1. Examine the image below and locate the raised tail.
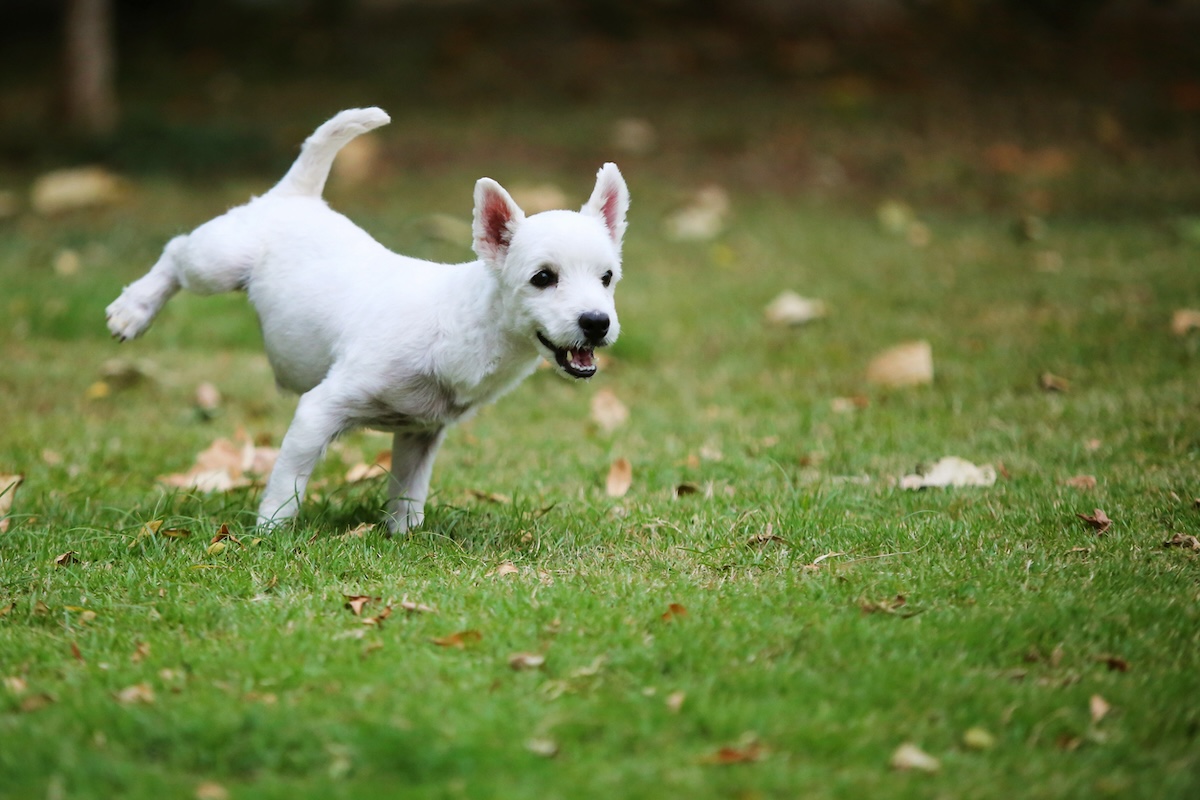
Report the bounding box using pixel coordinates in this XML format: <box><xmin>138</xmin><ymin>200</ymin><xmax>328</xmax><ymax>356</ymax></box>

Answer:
<box><xmin>269</xmin><ymin>107</ymin><xmax>391</xmax><ymax>198</ymax></box>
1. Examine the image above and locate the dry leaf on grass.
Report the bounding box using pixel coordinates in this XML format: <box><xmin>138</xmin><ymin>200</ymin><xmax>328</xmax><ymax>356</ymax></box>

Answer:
<box><xmin>590</xmin><ymin>388</ymin><xmax>629</xmax><ymax>433</ymax></box>
<box><xmin>159</xmin><ymin>432</ymin><xmax>278</xmax><ymax>493</ymax></box>
<box><xmin>700</xmin><ymin>737</ymin><xmax>766</xmax><ymax>765</ymax></box>
<box><xmin>1165</xmin><ymin>533</ymin><xmax>1200</xmax><ymax>551</ymax></box>
<box><xmin>1063</xmin><ymin>475</ymin><xmax>1097</xmax><ymax>490</ymax></box>
<box><xmin>763</xmin><ymin>291</ymin><xmax>827</xmax><ymax>327</ymax></box>
<box><xmin>399</xmin><ymin>597</ymin><xmax>437</xmax><ymax>615</ymax></box>
<box><xmin>890</xmin><ymin>742</ymin><xmax>940</xmax><ymax>773</ymax></box>
<box><xmin>661</xmin><ymin>603</ymin><xmax>688</xmax><ymax>622</ymax></box>
<box><xmin>343</xmin><ymin>595</ymin><xmax>378</xmax><ymax>616</ymax></box>
<box><xmin>508</xmin><ymin>652</ymin><xmax>546</xmax><ymax>671</ymax></box>
<box><xmin>345</xmin><ymin>450</ymin><xmax>392</xmax><ymax>483</ymax></box>
<box><xmin>606</xmin><ymin>458</ymin><xmax>633</xmax><ymax>498</ymax></box>
<box><xmin>194</xmin><ymin>781</ymin><xmax>230</xmax><ymax>800</ymax></box>
<box><xmin>1095</xmin><ymin>654</ymin><xmax>1130</xmax><ymax>672</ymax></box>
<box><xmin>114</xmin><ymin>682</ymin><xmax>156</xmax><ymax>705</ymax></box>
<box><xmin>1171</xmin><ymin>308</ymin><xmax>1200</xmax><ymax>336</ymax></box>
<box><xmin>900</xmin><ymin>456</ymin><xmax>996</xmax><ymax>490</ymax></box>
<box><xmin>430</xmin><ymin>630</ymin><xmax>483</xmax><ymax>649</ymax></box>
<box><xmin>19</xmin><ymin>693</ymin><xmax>55</xmax><ymax>713</ymax></box>
<box><xmin>1077</xmin><ymin>508</ymin><xmax>1113</xmax><ymax>535</ymax></box>
<box><xmin>54</xmin><ymin>551</ymin><xmax>79</xmax><ymax>567</ymax></box>
<box><xmin>486</xmin><ymin>561</ymin><xmax>520</xmax><ymax>579</ymax></box>
<box><xmin>0</xmin><ymin>473</ymin><xmax>23</xmax><ymax>533</ymax></box>
<box><xmin>1090</xmin><ymin>694</ymin><xmax>1112</xmax><ymax>724</ymax></box>
<box><xmin>664</xmin><ymin>186</ymin><xmax>730</xmax><ymax>241</ymax></box>
<box><xmin>1039</xmin><ymin>372</ymin><xmax>1071</xmax><ymax>392</ymax></box>
<box><xmin>31</xmin><ymin>166</ymin><xmax>127</xmax><ymax>215</ymax></box>
<box><xmin>861</xmin><ymin>595</ymin><xmax>907</xmax><ymax>615</ymax></box>
<box><xmin>866</xmin><ymin>340</ymin><xmax>933</xmax><ymax>387</ymax></box>
<box><xmin>525</xmin><ymin>737</ymin><xmax>560</xmax><ymax>758</ymax></box>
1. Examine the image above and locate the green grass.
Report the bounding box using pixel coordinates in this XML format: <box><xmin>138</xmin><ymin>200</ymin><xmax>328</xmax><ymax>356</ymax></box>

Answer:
<box><xmin>2</xmin><ymin>84</ymin><xmax>1200</xmax><ymax>799</ymax></box>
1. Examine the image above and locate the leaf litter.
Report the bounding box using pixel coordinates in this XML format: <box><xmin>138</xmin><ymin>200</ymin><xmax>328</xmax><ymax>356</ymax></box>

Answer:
<box><xmin>1077</xmin><ymin>509</ymin><xmax>1113</xmax><ymax>535</ymax></box>
<box><xmin>899</xmin><ymin>456</ymin><xmax>996</xmax><ymax>490</ymax></box>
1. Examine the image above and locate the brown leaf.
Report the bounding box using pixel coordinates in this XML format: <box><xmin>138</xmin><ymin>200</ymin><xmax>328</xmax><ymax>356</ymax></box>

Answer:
<box><xmin>0</xmin><ymin>602</ymin><xmax>13</xmax><ymax>618</ymax></box>
<box><xmin>866</xmin><ymin>340</ymin><xmax>933</xmax><ymax>387</ymax></box>
<box><xmin>861</xmin><ymin>595</ymin><xmax>907</xmax><ymax>614</ymax></box>
<box><xmin>194</xmin><ymin>781</ymin><xmax>230</xmax><ymax>800</ymax></box>
<box><xmin>1063</xmin><ymin>475</ymin><xmax>1097</xmax><ymax>490</ymax></box>
<box><xmin>605</xmin><ymin>458</ymin><xmax>633</xmax><ymax>498</ymax></box>
<box><xmin>431</xmin><ymin>629</ymin><xmax>483</xmax><ymax>649</ymax></box>
<box><xmin>0</xmin><ymin>473</ymin><xmax>23</xmax><ymax>533</ymax></box>
<box><xmin>337</xmin><ymin>523</ymin><xmax>375</xmax><ymax>539</ymax></box>
<box><xmin>665</xmin><ymin>690</ymin><xmax>687</xmax><ymax>713</ymax></box>
<box><xmin>70</xmin><ymin>641</ymin><xmax>85</xmax><ymax>663</ymax></box>
<box><xmin>700</xmin><ymin>739</ymin><xmax>766</xmax><ymax>765</ymax></box>
<box><xmin>114</xmin><ymin>682</ymin><xmax>156</xmax><ymax>705</ymax></box>
<box><xmin>674</xmin><ymin>482</ymin><xmax>700</xmax><ymax>497</ymax></box>
<box><xmin>54</xmin><ymin>551</ymin><xmax>79</xmax><ymax>567</ymax></box>
<box><xmin>466</xmin><ymin>488</ymin><xmax>512</xmax><ymax>504</ymax></box>
<box><xmin>661</xmin><ymin>603</ymin><xmax>688</xmax><ymax>622</ymax></box>
<box><xmin>486</xmin><ymin>561</ymin><xmax>520</xmax><ymax>579</ymax></box>
<box><xmin>345</xmin><ymin>450</ymin><xmax>392</xmax><ymax>483</ymax></box>
<box><xmin>158</xmin><ymin>432</ymin><xmax>277</xmax><ymax>493</ymax></box>
<box><xmin>1090</xmin><ymin>694</ymin><xmax>1111</xmax><ymax>724</ymax></box>
<box><xmin>889</xmin><ymin>742</ymin><xmax>941</xmax><ymax>773</ymax></box>
<box><xmin>210</xmin><ymin>524</ymin><xmax>239</xmax><ymax>545</ymax></box>
<box><xmin>131</xmin><ymin>641</ymin><xmax>151</xmax><ymax>663</ymax></box>
<box><xmin>399</xmin><ymin>597</ymin><xmax>437</xmax><ymax>615</ymax></box>
<box><xmin>1039</xmin><ymin>372</ymin><xmax>1070</xmax><ymax>392</ymax></box>
<box><xmin>1095</xmin><ymin>654</ymin><xmax>1130</xmax><ymax>672</ymax></box>
<box><xmin>1171</xmin><ymin>308</ymin><xmax>1200</xmax><ymax>336</ymax></box>
<box><xmin>1077</xmin><ymin>508</ymin><xmax>1113</xmax><ymax>535</ymax></box>
<box><xmin>19</xmin><ymin>692</ymin><xmax>55</xmax><ymax>713</ymax></box>
<box><xmin>1164</xmin><ymin>533</ymin><xmax>1200</xmax><ymax>551</ymax></box>
<box><xmin>590</xmin><ymin>388</ymin><xmax>629</xmax><ymax>433</ymax></box>
<box><xmin>343</xmin><ymin>595</ymin><xmax>376</xmax><ymax>616</ymax></box>
<box><xmin>746</xmin><ymin>521</ymin><xmax>786</xmax><ymax>547</ymax></box>
<box><xmin>362</xmin><ymin>605</ymin><xmax>392</xmax><ymax>626</ymax></box>
<box><xmin>508</xmin><ymin>652</ymin><xmax>546</xmax><ymax>671</ymax></box>
<box><xmin>763</xmin><ymin>291</ymin><xmax>827</xmax><ymax>327</ymax></box>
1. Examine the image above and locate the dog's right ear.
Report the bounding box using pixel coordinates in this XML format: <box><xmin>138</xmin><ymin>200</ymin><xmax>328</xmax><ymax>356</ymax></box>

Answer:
<box><xmin>472</xmin><ymin>179</ymin><xmax>526</xmax><ymax>266</ymax></box>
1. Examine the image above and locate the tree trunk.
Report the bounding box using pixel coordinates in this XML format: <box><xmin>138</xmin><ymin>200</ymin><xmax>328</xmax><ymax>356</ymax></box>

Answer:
<box><xmin>63</xmin><ymin>0</ymin><xmax>117</xmax><ymax>137</ymax></box>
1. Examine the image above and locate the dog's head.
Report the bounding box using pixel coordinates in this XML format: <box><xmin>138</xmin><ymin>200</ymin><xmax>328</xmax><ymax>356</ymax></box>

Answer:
<box><xmin>472</xmin><ymin>163</ymin><xmax>628</xmax><ymax>380</ymax></box>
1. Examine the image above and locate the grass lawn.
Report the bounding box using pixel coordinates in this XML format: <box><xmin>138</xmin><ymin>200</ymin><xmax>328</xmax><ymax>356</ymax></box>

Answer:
<box><xmin>2</xmin><ymin>75</ymin><xmax>1199</xmax><ymax>798</ymax></box>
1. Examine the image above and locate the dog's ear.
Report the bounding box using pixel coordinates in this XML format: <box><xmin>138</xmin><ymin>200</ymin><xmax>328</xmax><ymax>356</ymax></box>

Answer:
<box><xmin>473</xmin><ymin>178</ymin><xmax>525</xmax><ymax>266</ymax></box>
<box><xmin>582</xmin><ymin>163</ymin><xmax>629</xmax><ymax>249</ymax></box>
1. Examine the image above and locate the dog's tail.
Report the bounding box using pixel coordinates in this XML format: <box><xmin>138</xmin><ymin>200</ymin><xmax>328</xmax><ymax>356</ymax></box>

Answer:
<box><xmin>268</xmin><ymin>107</ymin><xmax>391</xmax><ymax>198</ymax></box>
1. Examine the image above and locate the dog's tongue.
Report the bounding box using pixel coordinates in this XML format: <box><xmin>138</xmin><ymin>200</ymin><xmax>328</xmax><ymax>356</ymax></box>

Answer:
<box><xmin>568</xmin><ymin>347</ymin><xmax>595</xmax><ymax>369</ymax></box>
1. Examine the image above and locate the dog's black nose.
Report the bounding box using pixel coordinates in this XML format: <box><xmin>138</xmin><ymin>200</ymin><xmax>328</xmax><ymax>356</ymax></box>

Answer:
<box><xmin>578</xmin><ymin>311</ymin><xmax>610</xmax><ymax>342</ymax></box>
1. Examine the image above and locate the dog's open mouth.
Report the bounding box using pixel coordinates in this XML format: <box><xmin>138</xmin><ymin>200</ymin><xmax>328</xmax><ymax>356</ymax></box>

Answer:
<box><xmin>537</xmin><ymin>332</ymin><xmax>598</xmax><ymax>379</ymax></box>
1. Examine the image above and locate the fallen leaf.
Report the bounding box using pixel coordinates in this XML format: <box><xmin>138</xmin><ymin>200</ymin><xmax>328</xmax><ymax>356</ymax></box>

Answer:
<box><xmin>700</xmin><ymin>738</ymin><xmax>766</xmax><ymax>765</ymax></box>
<box><xmin>605</xmin><ymin>458</ymin><xmax>633</xmax><ymax>498</ymax></box>
<box><xmin>19</xmin><ymin>693</ymin><xmax>55</xmax><ymax>713</ymax></box>
<box><xmin>131</xmin><ymin>641</ymin><xmax>150</xmax><ymax>664</ymax></box>
<box><xmin>962</xmin><ymin>727</ymin><xmax>996</xmax><ymax>751</ymax></box>
<box><xmin>343</xmin><ymin>595</ymin><xmax>376</xmax><ymax>616</ymax></box>
<box><xmin>899</xmin><ymin>456</ymin><xmax>996</xmax><ymax>490</ymax></box>
<box><xmin>487</xmin><ymin>561</ymin><xmax>519</xmax><ymax>579</ymax></box>
<box><xmin>611</xmin><ymin>117</ymin><xmax>657</xmax><ymax>155</ymax></box>
<box><xmin>467</xmin><ymin>488</ymin><xmax>512</xmax><ymax>504</ymax></box>
<box><xmin>1039</xmin><ymin>372</ymin><xmax>1070</xmax><ymax>392</ymax></box>
<box><xmin>665</xmin><ymin>690</ymin><xmax>687</xmax><ymax>713</ymax></box>
<box><xmin>114</xmin><ymin>682</ymin><xmax>156</xmax><ymax>705</ymax></box>
<box><xmin>861</xmin><ymin>595</ymin><xmax>907</xmax><ymax>614</ymax></box>
<box><xmin>866</xmin><ymin>340</ymin><xmax>933</xmax><ymax>387</ymax></box>
<box><xmin>344</xmin><ymin>450</ymin><xmax>392</xmax><ymax>483</ymax></box>
<box><xmin>54</xmin><ymin>551</ymin><xmax>79</xmax><ymax>567</ymax></box>
<box><xmin>664</xmin><ymin>185</ymin><xmax>730</xmax><ymax>241</ymax></box>
<box><xmin>1090</xmin><ymin>694</ymin><xmax>1111</xmax><ymax>724</ymax></box>
<box><xmin>525</xmin><ymin>737</ymin><xmax>560</xmax><ymax>758</ymax></box>
<box><xmin>0</xmin><ymin>602</ymin><xmax>13</xmax><ymax>617</ymax></box>
<box><xmin>159</xmin><ymin>432</ymin><xmax>277</xmax><ymax>493</ymax></box>
<box><xmin>1063</xmin><ymin>475</ymin><xmax>1097</xmax><ymax>490</ymax></box>
<box><xmin>830</xmin><ymin>395</ymin><xmax>869</xmax><ymax>413</ymax></box>
<box><xmin>399</xmin><ymin>597</ymin><xmax>437</xmax><ymax>614</ymax></box>
<box><xmin>590</xmin><ymin>388</ymin><xmax>629</xmax><ymax>433</ymax></box>
<box><xmin>763</xmin><ymin>291</ymin><xmax>827</xmax><ymax>327</ymax></box>
<box><xmin>70</xmin><ymin>641</ymin><xmax>85</xmax><ymax>663</ymax></box>
<box><xmin>31</xmin><ymin>166</ymin><xmax>126</xmax><ymax>215</ymax></box>
<box><xmin>194</xmin><ymin>781</ymin><xmax>230</xmax><ymax>800</ymax></box>
<box><xmin>337</xmin><ymin>523</ymin><xmax>375</xmax><ymax>539</ymax></box>
<box><xmin>1164</xmin><ymin>533</ymin><xmax>1200</xmax><ymax>551</ymax></box>
<box><xmin>195</xmin><ymin>382</ymin><xmax>221</xmax><ymax>412</ymax></box>
<box><xmin>1077</xmin><ymin>508</ymin><xmax>1113</xmax><ymax>535</ymax></box>
<box><xmin>0</xmin><ymin>473</ymin><xmax>23</xmax><ymax>532</ymax></box>
<box><xmin>661</xmin><ymin>603</ymin><xmax>688</xmax><ymax>622</ymax></box>
<box><xmin>890</xmin><ymin>742</ymin><xmax>940</xmax><ymax>773</ymax></box>
<box><xmin>3</xmin><ymin>676</ymin><xmax>27</xmax><ymax>694</ymax></box>
<box><xmin>362</xmin><ymin>606</ymin><xmax>392</xmax><ymax>626</ymax></box>
<box><xmin>431</xmin><ymin>629</ymin><xmax>482</xmax><ymax>649</ymax></box>
<box><xmin>1171</xmin><ymin>309</ymin><xmax>1200</xmax><ymax>336</ymax></box>
<box><xmin>1095</xmin><ymin>654</ymin><xmax>1130</xmax><ymax>672</ymax></box>
<box><xmin>508</xmin><ymin>652</ymin><xmax>546</xmax><ymax>670</ymax></box>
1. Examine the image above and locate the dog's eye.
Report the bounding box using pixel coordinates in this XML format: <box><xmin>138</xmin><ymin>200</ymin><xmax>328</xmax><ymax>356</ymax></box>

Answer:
<box><xmin>530</xmin><ymin>268</ymin><xmax>558</xmax><ymax>288</ymax></box>
<box><xmin>601</xmin><ymin>270</ymin><xmax>613</xmax><ymax>288</ymax></box>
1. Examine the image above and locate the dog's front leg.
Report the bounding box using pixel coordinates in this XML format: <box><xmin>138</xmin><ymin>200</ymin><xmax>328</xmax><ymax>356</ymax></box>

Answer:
<box><xmin>385</xmin><ymin>428</ymin><xmax>446</xmax><ymax>535</ymax></box>
<box><xmin>257</xmin><ymin>383</ymin><xmax>346</xmax><ymax>529</ymax></box>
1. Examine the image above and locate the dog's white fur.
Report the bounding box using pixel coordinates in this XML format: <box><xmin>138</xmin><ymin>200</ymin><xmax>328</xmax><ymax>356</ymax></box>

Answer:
<box><xmin>106</xmin><ymin>108</ymin><xmax>629</xmax><ymax>532</ymax></box>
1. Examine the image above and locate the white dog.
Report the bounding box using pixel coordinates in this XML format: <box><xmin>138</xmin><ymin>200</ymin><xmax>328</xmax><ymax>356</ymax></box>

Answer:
<box><xmin>106</xmin><ymin>107</ymin><xmax>628</xmax><ymax>533</ymax></box>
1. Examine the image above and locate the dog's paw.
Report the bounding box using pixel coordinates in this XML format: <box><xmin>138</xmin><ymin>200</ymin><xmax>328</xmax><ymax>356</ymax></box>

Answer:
<box><xmin>384</xmin><ymin>505</ymin><xmax>424</xmax><ymax>536</ymax></box>
<box><xmin>105</xmin><ymin>293</ymin><xmax>157</xmax><ymax>341</ymax></box>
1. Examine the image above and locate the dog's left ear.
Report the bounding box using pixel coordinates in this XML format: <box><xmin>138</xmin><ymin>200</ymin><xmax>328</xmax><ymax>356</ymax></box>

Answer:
<box><xmin>582</xmin><ymin>163</ymin><xmax>629</xmax><ymax>250</ymax></box>
<box><xmin>473</xmin><ymin>178</ymin><xmax>526</xmax><ymax>266</ymax></box>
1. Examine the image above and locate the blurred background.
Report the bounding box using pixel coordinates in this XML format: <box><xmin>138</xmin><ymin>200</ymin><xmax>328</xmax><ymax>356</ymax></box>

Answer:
<box><xmin>0</xmin><ymin>0</ymin><xmax>1197</xmax><ymax>210</ymax></box>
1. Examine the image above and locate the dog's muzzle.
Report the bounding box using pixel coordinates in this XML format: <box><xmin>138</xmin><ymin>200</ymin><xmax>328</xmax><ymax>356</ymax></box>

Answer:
<box><xmin>537</xmin><ymin>331</ymin><xmax>599</xmax><ymax>379</ymax></box>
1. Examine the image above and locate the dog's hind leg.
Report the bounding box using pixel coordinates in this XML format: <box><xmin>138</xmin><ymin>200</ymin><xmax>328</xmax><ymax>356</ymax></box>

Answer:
<box><xmin>106</xmin><ymin>210</ymin><xmax>260</xmax><ymax>341</ymax></box>
<box><xmin>385</xmin><ymin>428</ymin><xmax>446</xmax><ymax>535</ymax></box>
